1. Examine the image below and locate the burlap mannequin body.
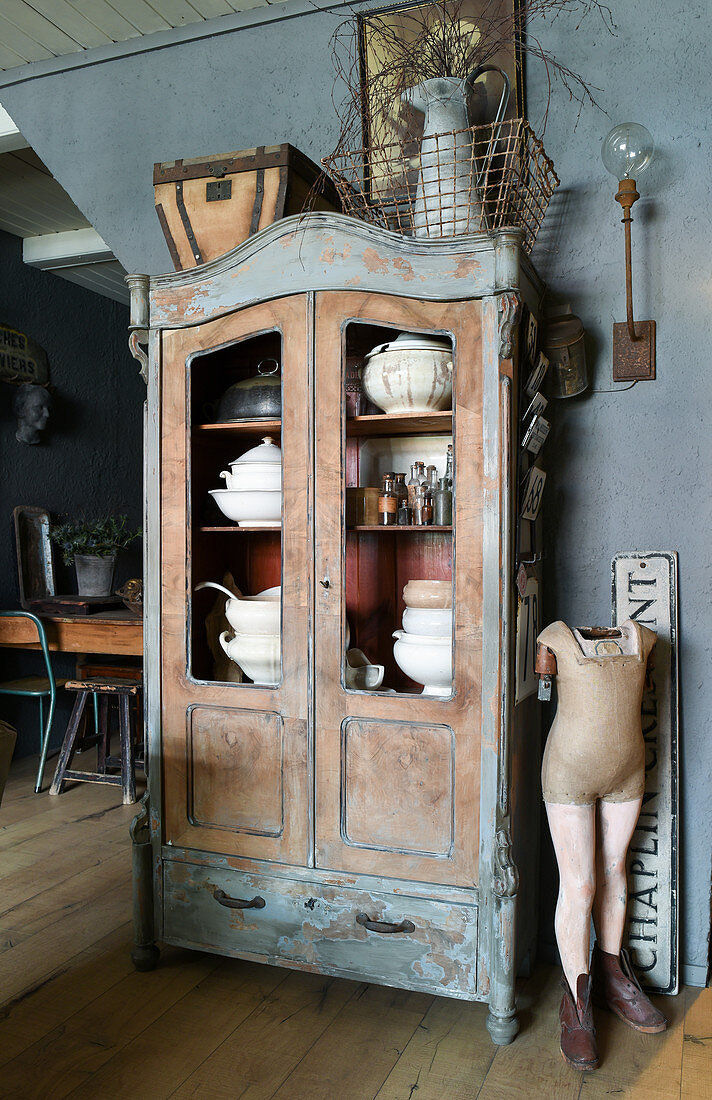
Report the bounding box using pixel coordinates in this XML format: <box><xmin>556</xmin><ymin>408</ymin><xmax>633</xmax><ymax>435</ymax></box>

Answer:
<box><xmin>538</xmin><ymin>619</ymin><xmax>656</xmax><ymax>806</ymax></box>
<box><xmin>535</xmin><ymin>618</ymin><xmax>667</xmax><ymax>1055</ymax></box>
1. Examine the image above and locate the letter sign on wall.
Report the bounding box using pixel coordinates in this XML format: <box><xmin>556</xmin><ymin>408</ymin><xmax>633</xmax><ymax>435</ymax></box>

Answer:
<box><xmin>0</xmin><ymin>324</ymin><xmax>49</xmax><ymax>385</ymax></box>
<box><xmin>612</xmin><ymin>551</ymin><xmax>679</xmax><ymax>994</ymax></box>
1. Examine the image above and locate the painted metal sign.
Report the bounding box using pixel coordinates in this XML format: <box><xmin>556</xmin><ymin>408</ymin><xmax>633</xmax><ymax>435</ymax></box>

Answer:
<box><xmin>612</xmin><ymin>551</ymin><xmax>679</xmax><ymax>994</ymax></box>
<box><xmin>520</xmin><ymin>466</ymin><xmax>546</xmax><ymax>522</ymax></box>
<box><xmin>0</xmin><ymin>324</ymin><xmax>49</xmax><ymax>385</ymax></box>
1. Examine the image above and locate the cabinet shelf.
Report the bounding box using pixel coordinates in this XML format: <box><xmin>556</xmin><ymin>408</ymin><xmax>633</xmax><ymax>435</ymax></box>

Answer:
<box><xmin>349</xmin><ymin>525</ymin><xmax>452</xmax><ymax>532</ymax></box>
<box><xmin>198</xmin><ymin>525</ymin><xmax>282</xmax><ymax>533</ymax></box>
<box><xmin>346</xmin><ymin>411</ymin><xmax>452</xmax><ymax>437</ymax></box>
<box><xmin>194</xmin><ymin>419</ymin><xmax>281</xmax><ymax>434</ymax></box>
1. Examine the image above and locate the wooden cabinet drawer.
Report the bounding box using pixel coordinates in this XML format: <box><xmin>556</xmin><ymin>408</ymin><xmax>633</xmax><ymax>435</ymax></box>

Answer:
<box><xmin>163</xmin><ymin>860</ymin><xmax>479</xmax><ymax>999</ymax></box>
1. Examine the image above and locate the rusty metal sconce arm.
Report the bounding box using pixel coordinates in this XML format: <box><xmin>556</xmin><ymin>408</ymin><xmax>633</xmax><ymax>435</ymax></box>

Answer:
<box><xmin>602</xmin><ymin>123</ymin><xmax>656</xmax><ymax>381</ymax></box>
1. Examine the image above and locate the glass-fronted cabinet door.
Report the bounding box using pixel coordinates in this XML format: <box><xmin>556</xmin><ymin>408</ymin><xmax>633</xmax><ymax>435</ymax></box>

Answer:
<box><xmin>314</xmin><ymin>291</ymin><xmax>485</xmax><ymax>888</ymax></box>
<box><xmin>161</xmin><ymin>295</ymin><xmax>310</xmax><ymax>864</ymax></box>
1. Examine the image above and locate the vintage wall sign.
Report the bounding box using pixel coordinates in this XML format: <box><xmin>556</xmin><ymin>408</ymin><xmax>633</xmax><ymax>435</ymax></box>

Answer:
<box><xmin>522</xmin><ymin>414</ymin><xmax>550</xmax><ymax>456</ymax></box>
<box><xmin>612</xmin><ymin>551</ymin><xmax>679</xmax><ymax>994</ymax></box>
<box><xmin>520</xmin><ymin>466</ymin><xmax>546</xmax><ymax>522</ymax></box>
<box><xmin>522</xmin><ymin>390</ymin><xmax>547</xmax><ymax>424</ymax></box>
<box><xmin>525</xmin><ymin>352</ymin><xmax>549</xmax><ymax>398</ymax></box>
<box><xmin>0</xmin><ymin>324</ymin><xmax>49</xmax><ymax>385</ymax></box>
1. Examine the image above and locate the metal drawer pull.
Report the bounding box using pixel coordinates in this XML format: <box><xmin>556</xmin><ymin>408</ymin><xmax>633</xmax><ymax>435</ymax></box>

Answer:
<box><xmin>356</xmin><ymin>912</ymin><xmax>415</xmax><ymax>934</ymax></box>
<box><xmin>213</xmin><ymin>888</ymin><xmax>266</xmax><ymax>910</ymax></box>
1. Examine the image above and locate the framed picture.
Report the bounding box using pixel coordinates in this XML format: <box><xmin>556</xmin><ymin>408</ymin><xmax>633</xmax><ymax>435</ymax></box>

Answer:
<box><xmin>357</xmin><ymin>0</ymin><xmax>525</xmax><ymax>186</ymax></box>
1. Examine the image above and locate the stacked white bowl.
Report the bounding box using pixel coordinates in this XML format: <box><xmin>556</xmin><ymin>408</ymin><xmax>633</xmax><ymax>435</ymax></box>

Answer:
<box><xmin>209</xmin><ymin>436</ymin><xmax>282</xmax><ymax>527</ymax></box>
<box><xmin>196</xmin><ymin>581</ymin><xmax>281</xmax><ymax>685</ymax></box>
<box><xmin>392</xmin><ymin>580</ymin><xmax>453</xmax><ymax>696</ymax></box>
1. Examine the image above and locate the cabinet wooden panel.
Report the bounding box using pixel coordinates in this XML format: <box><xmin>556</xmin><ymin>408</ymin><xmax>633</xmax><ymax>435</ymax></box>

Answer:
<box><xmin>160</xmin><ymin>295</ymin><xmax>310</xmax><ymax>864</ymax></box>
<box><xmin>188</xmin><ymin>706</ymin><xmax>284</xmax><ymax>837</ymax></box>
<box><xmin>313</xmin><ymin>291</ymin><xmax>483</xmax><ymax>888</ymax></box>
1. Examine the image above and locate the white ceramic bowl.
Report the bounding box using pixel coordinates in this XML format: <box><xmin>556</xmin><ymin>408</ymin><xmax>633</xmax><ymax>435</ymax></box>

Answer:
<box><xmin>402</xmin><ymin>579</ymin><xmax>453</xmax><ymax>609</ymax></box>
<box><xmin>402</xmin><ymin>606</ymin><xmax>453</xmax><ymax>637</ymax></box>
<box><xmin>219</xmin><ymin>630</ymin><xmax>280</xmax><ymax>685</ymax></box>
<box><xmin>392</xmin><ymin>629</ymin><xmax>452</xmax><ymax>696</ymax></box>
<box><xmin>219</xmin><ymin>464</ymin><xmax>282</xmax><ymax>491</ymax></box>
<box><xmin>194</xmin><ymin>581</ymin><xmax>280</xmax><ymax>635</ymax></box>
<box><xmin>225</xmin><ymin>586</ymin><xmax>280</xmax><ymax>635</ymax></box>
<box><xmin>209</xmin><ymin>488</ymin><xmax>282</xmax><ymax>526</ymax></box>
<box><xmin>361</xmin><ymin>332</ymin><xmax>453</xmax><ymax>414</ymax></box>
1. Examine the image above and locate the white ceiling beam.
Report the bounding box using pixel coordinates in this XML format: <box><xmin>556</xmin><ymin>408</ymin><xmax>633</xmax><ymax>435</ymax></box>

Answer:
<box><xmin>0</xmin><ymin>103</ymin><xmax>28</xmax><ymax>152</ymax></box>
<box><xmin>23</xmin><ymin>226</ymin><xmax>114</xmax><ymax>269</ymax></box>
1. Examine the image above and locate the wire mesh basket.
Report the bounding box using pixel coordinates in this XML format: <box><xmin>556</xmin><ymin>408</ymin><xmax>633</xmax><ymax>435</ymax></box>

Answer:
<box><xmin>322</xmin><ymin>118</ymin><xmax>559</xmax><ymax>253</ymax></box>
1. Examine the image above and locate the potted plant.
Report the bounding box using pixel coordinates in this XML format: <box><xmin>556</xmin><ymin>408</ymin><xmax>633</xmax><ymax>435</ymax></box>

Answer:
<box><xmin>49</xmin><ymin>515</ymin><xmax>141</xmax><ymax>597</ymax></box>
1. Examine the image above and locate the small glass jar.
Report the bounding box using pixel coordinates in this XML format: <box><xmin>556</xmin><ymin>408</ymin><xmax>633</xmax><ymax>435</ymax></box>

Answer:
<box><xmin>393</xmin><ymin>473</ymin><xmax>408</xmax><ymax>507</ymax></box>
<box><xmin>378</xmin><ymin>477</ymin><xmax>398</xmax><ymax>526</ymax></box>
<box><xmin>434</xmin><ymin>477</ymin><xmax>453</xmax><ymax>525</ymax></box>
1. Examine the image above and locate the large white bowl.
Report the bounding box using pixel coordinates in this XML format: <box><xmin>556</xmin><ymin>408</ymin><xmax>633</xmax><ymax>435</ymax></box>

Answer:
<box><xmin>361</xmin><ymin>332</ymin><xmax>453</xmax><ymax>414</ymax></box>
<box><xmin>219</xmin><ymin>630</ymin><xmax>280</xmax><ymax>685</ymax></box>
<box><xmin>209</xmin><ymin>487</ymin><xmax>281</xmax><ymax>526</ymax></box>
<box><xmin>402</xmin><ymin>606</ymin><xmax>453</xmax><ymax>637</ymax></box>
<box><xmin>219</xmin><ymin>464</ymin><xmax>282</xmax><ymax>491</ymax></box>
<box><xmin>402</xmin><ymin>579</ymin><xmax>452</xmax><ymax>609</ymax></box>
<box><xmin>392</xmin><ymin>629</ymin><xmax>452</xmax><ymax>696</ymax></box>
<box><xmin>196</xmin><ymin>582</ymin><xmax>280</xmax><ymax>635</ymax></box>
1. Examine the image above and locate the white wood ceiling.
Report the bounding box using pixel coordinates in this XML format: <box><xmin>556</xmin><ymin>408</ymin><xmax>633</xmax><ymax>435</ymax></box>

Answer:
<box><xmin>0</xmin><ymin>144</ymin><xmax>129</xmax><ymax>303</ymax></box>
<box><xmin>0</xmin><ymin>1</ymin><xmax>284</xmax><ymax>71</ymax></box>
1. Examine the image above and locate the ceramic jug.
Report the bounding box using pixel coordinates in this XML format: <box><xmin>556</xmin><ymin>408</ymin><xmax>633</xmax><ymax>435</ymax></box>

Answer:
<box><xmin>402</xmin><ymin>65</ymin><xmax>510</xmax><ymax>238</ymax></box>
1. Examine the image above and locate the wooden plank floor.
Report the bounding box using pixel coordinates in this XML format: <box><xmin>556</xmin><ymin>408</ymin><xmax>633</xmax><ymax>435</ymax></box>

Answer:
<box><xmin>0</xmin><ymin>755</ymin><xmax>709</xmax><ymax>1099</ymax></box>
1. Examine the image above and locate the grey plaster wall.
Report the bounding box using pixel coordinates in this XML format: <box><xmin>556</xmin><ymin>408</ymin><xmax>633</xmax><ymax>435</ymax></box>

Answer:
<box><xmin>1</xmin><ymin>0</ymin><xmax>709</xmax><ymax>982</ymax></box>
<box><xmin>0</xmin><ymin>229</ymin><xmax>143</xmax><ymax>758</ymax></box>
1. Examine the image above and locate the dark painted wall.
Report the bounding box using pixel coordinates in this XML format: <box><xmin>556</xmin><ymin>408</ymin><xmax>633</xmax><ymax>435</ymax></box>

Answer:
<box><xmin>0</xmin><ymin>228</ymin><xmax>142</xmax><ymax>758</ymax></box>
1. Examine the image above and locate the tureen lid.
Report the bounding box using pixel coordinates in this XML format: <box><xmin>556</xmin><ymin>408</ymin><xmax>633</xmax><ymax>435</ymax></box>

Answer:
<box><xmin>365</xmin><ymin>331</ymin><xmax>452</xmax><ymax>360</ymax></box>
<box><xmin>232</xmin><ymin>436</ymin><xmax>281</xmax><ymax>465</ymax></box>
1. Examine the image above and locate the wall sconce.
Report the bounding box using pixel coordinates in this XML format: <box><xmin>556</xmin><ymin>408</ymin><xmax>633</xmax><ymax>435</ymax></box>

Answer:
<box><xmin>601</xmin><ymin>123</ymin><xmax>656</xmax><ymax>381</ymax></box>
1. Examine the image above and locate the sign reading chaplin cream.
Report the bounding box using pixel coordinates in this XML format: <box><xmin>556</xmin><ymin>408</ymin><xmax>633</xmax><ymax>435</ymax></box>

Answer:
<box><xmin>0</xmin><ymin>324</ymin><xmax>49</xmax><ymax>385</ymax></box>
<box><xmin>612</xmin><ymin>551</ymin><xmax>679</xmax><ymax>995</ymax></box>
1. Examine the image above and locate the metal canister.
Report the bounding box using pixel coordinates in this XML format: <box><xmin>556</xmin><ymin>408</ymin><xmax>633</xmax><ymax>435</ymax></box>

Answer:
<box><xmin>545</xmin><ymin>313</ymin><xmax>588</xmax><ymax>398</ymax></box>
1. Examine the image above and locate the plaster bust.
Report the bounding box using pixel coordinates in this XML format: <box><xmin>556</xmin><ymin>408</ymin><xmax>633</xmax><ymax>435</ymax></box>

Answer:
<box><xmin>13</xmin><ymin>383</ymin><xmax>52</xmax><ymax>444</ymax></box>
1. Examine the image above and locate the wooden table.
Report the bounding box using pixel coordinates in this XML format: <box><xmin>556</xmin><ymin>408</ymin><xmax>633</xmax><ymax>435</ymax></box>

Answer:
<box><xmin>0</xmin><ymin>610</ymin><xmax>143</xmax><ymax>657</ymax></box>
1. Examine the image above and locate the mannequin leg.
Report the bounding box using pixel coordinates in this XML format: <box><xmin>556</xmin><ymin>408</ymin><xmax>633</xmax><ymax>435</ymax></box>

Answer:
<box><xmin>592</xmin><ymin>797</ymin><xmax>642</xmax><ymax>953</ymax></box>
<box><xmin>545</xmin><ymin>801</ymin><xmax>596</xmax><ymax>994</ymax></box>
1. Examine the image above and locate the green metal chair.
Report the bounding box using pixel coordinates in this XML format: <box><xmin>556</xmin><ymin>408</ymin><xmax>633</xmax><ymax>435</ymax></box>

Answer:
<box><xmin>0</xmin><ymin>611</ymin><xmax>67</xmax><ymax>793</ymax></box>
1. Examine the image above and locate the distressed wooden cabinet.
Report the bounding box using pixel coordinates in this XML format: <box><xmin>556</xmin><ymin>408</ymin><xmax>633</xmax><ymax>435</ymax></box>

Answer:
<box><xmin>128</xmin><ymin>213</ymin><xmax>544</xmax><ymax>1043</ymax></box>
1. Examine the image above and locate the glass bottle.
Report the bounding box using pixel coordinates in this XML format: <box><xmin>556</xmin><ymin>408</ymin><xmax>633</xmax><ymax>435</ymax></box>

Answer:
<box><xmin>445</xmin><ymin>444</ymin><xmax>454</xmax><ymax>488</ymax></box>
<box><xmin>416</xmin><ymin>460</ymin><xmax>427</xmax><ymax>486</ymax></box>
<box><xmin>378</xmin><ymin>477</ymin><xmax>398</xmax><ymax>526</ymax></box>
<box><xmin>426</xmin><ymin>464</ymin><xmax>438</xmax><ymax>492</ymax></box>
<box><xmin>394</xmin><ymin>473</ymin><xmax>408</xmax><ymax>507</ymax></box>
<box><xmin>407</xmin><ymin>463</ymin><xmax>420</xmax><ymax>507</ymax></box>
<box><xmin>434</xmin><ymin>476</ymin><xmax>453</xmax><ymax>525</ymax></box>
<box><xmin>422</xmin><ymin>488</ymin><xmax>434</xmax><ymax>525</ymax></box>
<box><xmin>413</xmin><ymin>485</ymin><xmax>426</xmax><ymax>526</ymax></box>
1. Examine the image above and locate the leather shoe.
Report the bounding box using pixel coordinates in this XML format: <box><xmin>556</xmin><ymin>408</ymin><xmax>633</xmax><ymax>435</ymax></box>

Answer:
<box><xmin>559</xmin><ymin>972</ymin><xmax>599</xmax><ymax>1071</ymax></box>
<box><xmin>592</xmin><ymin>943</ymin><xmax>667</xmax><ymax>1033</ymax></box>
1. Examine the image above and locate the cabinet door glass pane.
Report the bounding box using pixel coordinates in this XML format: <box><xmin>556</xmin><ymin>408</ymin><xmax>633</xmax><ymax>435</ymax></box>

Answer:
<box><xmin>343</xmin><ymin>320</ymin><xmax>454</xmax><ymax>699</ymax></box>
<box><xmin>188</xmin><ymin>329</ymin><xmax>283</xmax><ymax>686</ymax></box>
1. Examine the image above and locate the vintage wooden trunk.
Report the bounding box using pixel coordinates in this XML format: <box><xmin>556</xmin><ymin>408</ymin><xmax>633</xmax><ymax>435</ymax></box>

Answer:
<box><xmin>127</xmin><ymin>213</ymin><xmax>544</xmax><ymax>1044</ymax></box>
<box><xmin>153</xmin><ymin>143</ymin><xmax>341</xmax><ymax>270</ymax></box>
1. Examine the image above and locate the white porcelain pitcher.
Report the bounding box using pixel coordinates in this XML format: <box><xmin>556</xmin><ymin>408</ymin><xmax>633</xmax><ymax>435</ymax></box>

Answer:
<box><xmin>403</xmin><ymin>65</ymin><xmax>510</xmax><ymax>238</ymax></box>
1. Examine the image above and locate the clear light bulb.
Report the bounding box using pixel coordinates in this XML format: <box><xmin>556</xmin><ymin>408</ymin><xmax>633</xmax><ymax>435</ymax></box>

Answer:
<box><xmin>601</xmin><ymin>123</ymin><xmax>654</xmax><ymax>180</ymax></box>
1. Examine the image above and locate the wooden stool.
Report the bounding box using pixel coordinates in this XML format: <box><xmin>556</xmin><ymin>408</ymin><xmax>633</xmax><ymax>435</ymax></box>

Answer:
<box><xmin>50</xmin><ymin>678</ymin><xmax>141</xmax><ymax>804</ymax></box>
